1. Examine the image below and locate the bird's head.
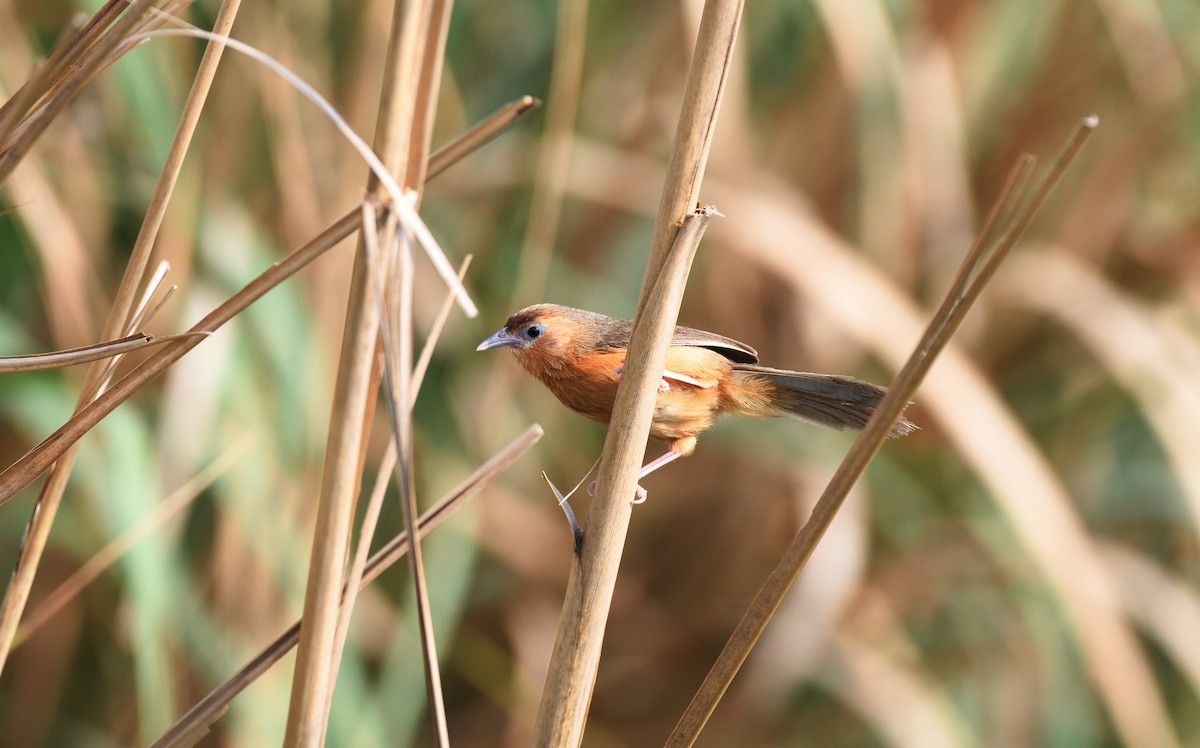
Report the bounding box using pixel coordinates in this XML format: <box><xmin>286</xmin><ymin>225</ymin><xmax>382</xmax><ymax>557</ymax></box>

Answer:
<box><xmin>477</xmin><ymin>304</ymin><xmax>611</xmax><ymax>373</ymax></box>
<box><xmin>476</xmin><ymin>304</ymin><xmax>558</xmax><ymax>352</ymax></box>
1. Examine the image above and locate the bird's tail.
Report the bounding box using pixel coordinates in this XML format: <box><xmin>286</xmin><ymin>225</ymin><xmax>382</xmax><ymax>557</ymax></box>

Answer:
<box><xmin>727</xmin><ymin>365</ymin><xmax>916</xmax><ymax>438</ymax></box>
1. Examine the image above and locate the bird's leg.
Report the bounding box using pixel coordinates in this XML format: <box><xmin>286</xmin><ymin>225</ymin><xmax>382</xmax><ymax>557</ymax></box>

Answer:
<box><xmin>587</xmin><ymin>448</ymin><xmax>686</xmax><ymax>503</ymax></box>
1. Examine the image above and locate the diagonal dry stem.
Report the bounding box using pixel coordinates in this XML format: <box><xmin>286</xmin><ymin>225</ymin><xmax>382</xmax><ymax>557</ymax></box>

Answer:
<box><xmin>664</xmin><ymin>116</ymin><xmax>1099</xmax><ymax>747</ymax></box>
<box><xmin>0</xmin><ymin>94</ymin><xmax>538</xmax><ymax>508</ymax></box>
<box><xmin>634</xmin><ymin>0</ymin><xmax>743</xmax><ymax>320</ymax></box>
<box><xmin>148</xmin><ymin>425</ymin><xmax>543</xmax><ymax>748</ymax></box>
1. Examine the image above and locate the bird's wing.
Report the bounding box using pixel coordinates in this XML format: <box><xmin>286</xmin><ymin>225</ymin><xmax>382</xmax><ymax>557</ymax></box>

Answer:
<box><xmin>595</xmin><ymin>318</ymin><xmax>759</xmax><ymax>364</ymax></box>
<box><xmin>670</xmin><ymin>325</ymin><xmax>759</xmax><ymax>364</ymax></box>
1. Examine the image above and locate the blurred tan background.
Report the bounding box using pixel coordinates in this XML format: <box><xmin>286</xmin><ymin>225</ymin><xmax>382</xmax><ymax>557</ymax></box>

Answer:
<box><xmin>2</xmin><ymin>0</ymin><xmax>1199</xmax><ymax>746</ymax></box>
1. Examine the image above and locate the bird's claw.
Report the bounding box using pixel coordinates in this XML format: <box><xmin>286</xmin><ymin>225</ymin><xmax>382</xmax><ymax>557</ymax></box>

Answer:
<box><xmin>587</xmin><ymin>479</ymin><xmax>649</xmax><ymax>504</ymax></box>
<box><xmin>612</xmin><ymin>364</ymin><xmax>671</xmax><ymax>391</ymax></box>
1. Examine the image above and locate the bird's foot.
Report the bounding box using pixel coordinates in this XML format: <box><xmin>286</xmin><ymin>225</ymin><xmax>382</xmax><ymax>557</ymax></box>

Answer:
<box><xmin>587</xmin><ymin>480</ymin><xmax>648</xmax><ymax>504</ymax></box>
<box><xmin>612</xmin><ymin>364</ymin><xmax>671</xmax><ymax>391</ymax></box>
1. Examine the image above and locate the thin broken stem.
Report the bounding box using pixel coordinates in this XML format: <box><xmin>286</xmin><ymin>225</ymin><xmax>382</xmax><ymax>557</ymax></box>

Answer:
<box><xmin>664</xmin><ymin>116</ymin><xmax>1099</xmax><ymax>747</ymax></box>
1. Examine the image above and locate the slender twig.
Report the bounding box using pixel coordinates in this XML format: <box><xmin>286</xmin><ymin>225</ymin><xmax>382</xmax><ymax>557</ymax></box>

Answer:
<box><xmin>424</xmin><ymin>96</ymin><xmax>541</xmax><ymax>179</ymax></box>
<box><xmin>0</xmin><ymin>334</ymin><xmax>159</xmax><ymax>372</ymax></box>
<box><xmin>356</xmin><ymin>201</ymin><xmax>450</xmax><ymax>745</ymax></box>
<box><xmin>325</xmin><ymin>250</ymin><xmax>471</xmax><ymax>699</ymax></box>
<box><xmin>664</xmin><ymin>116</ymin><xmax>1099</xmax><ymax>747</ymax></box>
<box><xmin>148</xmin><ymin>425</ymin><xmax>543</xmax><ymax>748</ymax></box>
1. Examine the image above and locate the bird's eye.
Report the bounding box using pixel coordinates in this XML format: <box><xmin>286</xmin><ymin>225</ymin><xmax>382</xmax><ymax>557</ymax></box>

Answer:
<box><xmin>525</xmin><ymin>323</ymin><xmax>544</xmax><ymax>340</ymax></box>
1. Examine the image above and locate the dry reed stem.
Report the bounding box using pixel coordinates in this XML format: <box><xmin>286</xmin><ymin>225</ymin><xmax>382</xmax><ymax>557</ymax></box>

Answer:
<box><xmin>0</xmin><ymin>0</ymin><xmax>241</xmax><ymax>676</ymax></box>
<box><xmin>0</xmin><ymin>96</ymin><xmax>535</xmax><ymax>507</ymax></box>
<box><xmin>326</xmin><ymin>253</ymin><xmax>470</xmax><ymax>693</ymax></box>
<box><xmin>635</xmin><ymin>0</ymin><xmax>743</xmax><ymax>320</ymax></box>
<box><xmin>665</xmin><ymin>117</ymin><xmax>1099</xmax><ymax>747</ymax></box>
<box><xmin>723</xmin><ymin>180</ymin><xmax>1179</xmax><ymax>747</ymax></box>
<box><xmin>323</xmin><ymin>249</ymin><xmax>470</xmax><ymax>718</ymax></box>
<box><xmin>530</xmin><ymin>5</ymin><xmax>743</xmax><ymax>743</ymax></box>
<box><xmin>360</xmin><ymin>203</ymin><xmax>451</xmax><ymax>745</ymax></box>
<box><xmin>530</xmin><ymin>209</ymin><xmax>714</xmax><ymax>746</ymax></box>
<box><xmin>404</xmin><ymin>0</ymin><xmax>453</xmax><ymax>191</ymax></box>
<box><xmin>283</xmin><ymin>0</ymin><xmax>443</xmax><ymax>741</ymax></box>
<box><xmin>148</xmin><ymin>425</ymin><xmax>543</xmax><ymax>748</ymax></box>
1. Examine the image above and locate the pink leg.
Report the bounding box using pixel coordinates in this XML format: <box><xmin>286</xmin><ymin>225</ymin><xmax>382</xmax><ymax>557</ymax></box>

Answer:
<box><xmin>587</xmin><ymin>450</ymin><xmax>684</xmax><ymax>503</ymax></box>
<box><xmin>638</xmin><ymin>449</ymin><xmax>683</xmax><ymax>480</ymax></box>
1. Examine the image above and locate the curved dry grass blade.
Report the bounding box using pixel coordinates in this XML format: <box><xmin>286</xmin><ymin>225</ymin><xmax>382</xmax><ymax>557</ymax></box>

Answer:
<box><xmin>0</xmin><ymin>334</ymin><xmax>159</xmax><ymax>372</ymax></box>
<box><xmin>0</xmin><ymin>91</ymin><xmax>545</xmax><ymax>506</ymax></box>
<box><xmin>148</xmin><ymin>425</ymin><xmax>543</xmax><ymax>748</ymax></box>
<box><xmin>135</xmin><ymin>26</ymin><xmax>475</xmax><ymax>318</ymax></box>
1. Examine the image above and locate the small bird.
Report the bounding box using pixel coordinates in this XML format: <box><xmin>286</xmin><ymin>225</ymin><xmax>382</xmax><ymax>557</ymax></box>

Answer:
<box><xmin>478</xmin><ymin>304</ymin><xmax>913</xmax><ymax>492</ymax></box>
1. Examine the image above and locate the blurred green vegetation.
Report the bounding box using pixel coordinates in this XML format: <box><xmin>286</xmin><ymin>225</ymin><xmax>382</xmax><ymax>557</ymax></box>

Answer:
<box><xmin>2</xmin><ymin>0</ymin><xmax>1200</xmax><ymax>746</ymax></box>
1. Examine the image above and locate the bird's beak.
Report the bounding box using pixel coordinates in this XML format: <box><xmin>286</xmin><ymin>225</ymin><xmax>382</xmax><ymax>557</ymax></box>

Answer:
<box><xmin>476</xmin><ymin>328</ymin><xmax>522</xmax><ymax>351</ymax></box>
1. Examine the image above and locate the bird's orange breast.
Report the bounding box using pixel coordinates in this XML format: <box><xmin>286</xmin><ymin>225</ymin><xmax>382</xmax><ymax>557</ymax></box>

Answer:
<box><xmin>516</xmin><ymin>344</ymin><xmax>735</xmax><ymax>445</ymax></box>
